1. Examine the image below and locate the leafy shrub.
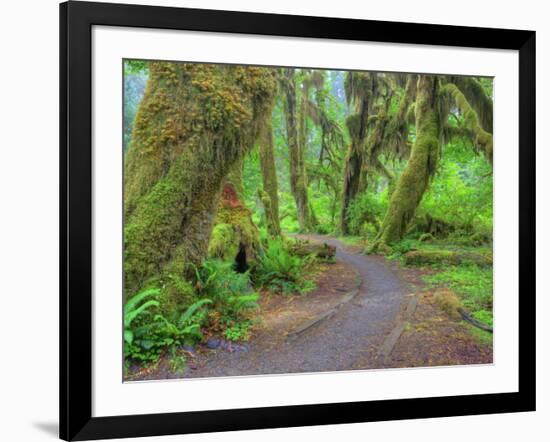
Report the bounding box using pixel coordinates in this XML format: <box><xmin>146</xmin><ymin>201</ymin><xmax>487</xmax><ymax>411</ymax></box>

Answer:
<box><xmin>124</xmin><ymin>259</ymin><xmax>262</xmax><ymax>366</ymax></box>
<box><xmin>192</xmin><ymin>259</ymin><xmax>258</xmax><ymax>315</ymax></box>
<box><xmin>191</xmin><ymin>259</ymin><xmax>260</xmax><ymax>342</ymax></box>
<box><xmin>347</xmin><ymin>191</ymin><xmax>387</xmax><ymax>237</ymax></box>
<box><xmin>223</xmin><ymin>320</ymin><xmax>253</xmax><ymax>342</ymax></box>
<box><xmin>124</xmin><ymin>293</ymin><xmax>211</xmax><ymax>363</ymax></box>
<box><xmin>279</xmin><ymin>192</ymin><xmax>301</xmax><ymax>233</ymax></box>
<box><xmin>419</xmin><ymin>149</ymin><xmax>492</xmax><ymax>241</ymax></box>
<box><xmin>388</xmin><ymin>238</ymin><xmax>419</xmax><ymax>258</ymax></box>
<box><xmin>315</xmin><ymin>222</ymin><xmax>333</xmax><ymax>235</ymax></box>
<box><xmin>124</xmin><ymin>288</ymin><xmax>160</xmax><ymax>347</ymax></box>
<box><xmin>253</xmin><ymin>237</ymin><xmax>315</xmax><ymax>294</ymax></box>
<box><xmin>152</xmin><ymin>298</ymin><xmax>212</xmax><ymax>344</ymax></box>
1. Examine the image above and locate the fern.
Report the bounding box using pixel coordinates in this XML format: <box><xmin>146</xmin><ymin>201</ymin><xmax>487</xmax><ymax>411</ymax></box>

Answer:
<box><xmin>124</xmin><ymin>288</ymin><xmax>160</xmax><ymax>316</ymax></box>
<box><xmin>227</xmin><ymin>293</ymin><xmax>259</xmax><ymax>312</ymax></box>
<box><xmin>177</xmin><ymin>298</ymin><xmax>212</xmax><ymax>328</ymax></box>
<box><xmin>253</xmin><ymin>238</ymin><xmax>314</xmax><ymax>294</ymax></box>
<box><xmin>124</xmin><ymin>289</ymin><xmax>160</xmax><ymax>344</ymax></box>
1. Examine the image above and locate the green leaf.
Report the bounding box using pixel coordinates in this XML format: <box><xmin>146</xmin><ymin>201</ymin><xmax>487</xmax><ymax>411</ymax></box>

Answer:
<box><xmin>124</xmin><ymin>288</ymin><xmax>160</xmax><ymax>315</ymax></box>
<box><xmin>124</xmin><ymin>329</ymin><xmax>134</xmax><ymax>344</ymax></box>
<box><xmin>124</xmin><ymin>300</ymin><xmax>159</xmax><ymax>327</ymax></box>
<box><xmin>177</xmin><ymin>298</ymin><xmax>212</xmax><ymax>328</ymax></box>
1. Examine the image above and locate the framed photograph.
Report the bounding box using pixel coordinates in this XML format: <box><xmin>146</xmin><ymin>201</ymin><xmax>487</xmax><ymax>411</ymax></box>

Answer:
<box><xmin>60</xmin><ymin>1</ymin><xmax>535</xmax><ymax>440</ymax></box>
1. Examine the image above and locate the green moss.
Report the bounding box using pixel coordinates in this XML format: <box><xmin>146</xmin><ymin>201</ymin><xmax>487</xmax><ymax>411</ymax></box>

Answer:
<box><xmin>284</xmin><ymin>69</ymin><xmax>316</xmax><ymax>232</ymax></box>
<box><xmin>258</xmin><ymin>121</ymin><xmax>280</xmax><ymax>236</ymax></box>
<box><xmin>155</xmin><ymin>274</ymin><xmax>196</xmax><ymax>318</ymax></box>
<box><xmin>448</xmin><ymin>76</ymin><xmax>493</xmax><ymax>133</ymax></box>
<box><xmin>423</xmin><ymin>263</ymin><xmax>493</xmax><ymax>312</ymax></box>
<box><xmin>433</xmin><ymin>290</ymin><xmax>462</xmax><ymax>320</ymax></box>
<box><xmin>403</xmin><ymin>249</ymin><xmax>492</xmax><ymax>267</ymax></box>
<box><xmin>214</xmin><ymin>203</ymin><xmax>259</xmax><ymax>263</ymax></box>
<box><xmin>404</xmin><ymin>250</ymin><xmax>459</xmax><ymax>266</ymax></box>
<box><xmin>208</xmin><ymin>223</ymin><xmax>239</xmax><ymax>261</ymax></box>
<box><xmin>468</xmin><ymin>325</ymin><xmax>493</xmax><ymax>346</ymax></box>
<box><xmin>372</xmin><ymin>75</ymin><xmax>441</xmax><ymax>249</ymax></box>
<box><xmin>124</xmin><ymin>62</ymin><xmax>277</xmax><ymax>294</ymax></box>
<box><xmin>441</xmin><ymin>82</ymin><xmax>493</xmax><ymax>164</ymax></box>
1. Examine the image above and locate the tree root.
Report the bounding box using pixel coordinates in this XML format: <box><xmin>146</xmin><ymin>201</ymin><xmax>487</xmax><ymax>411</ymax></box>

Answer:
<box><xmin>458</xmin><ymin>308</ymin><xmax>493</xmax><ymax>333</ymax></box>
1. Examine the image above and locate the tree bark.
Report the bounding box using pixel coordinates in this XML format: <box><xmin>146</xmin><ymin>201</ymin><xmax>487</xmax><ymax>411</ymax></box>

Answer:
<box><xmin>258</xmin><ymin>120</ymin><xmax>281</xmax><ymax>236</ymax></box>
<box><xmin>283</xmin><ymin>69</ymin><xmax>315</xmax><ymax>231</ymax></box>
<box><xmin>340</xmin><ymin>72</ymin><xmax>374</xmax><ymax>234</ymax></box>
<box><xmin>373</xmin><ymin>75</ymin><xmax>442</xmax><ymax>248</ymax></box>
<box><xmin>124</xmin><ymin>62</ymin><xmax>277</xmax><ymax>293</ymax></box>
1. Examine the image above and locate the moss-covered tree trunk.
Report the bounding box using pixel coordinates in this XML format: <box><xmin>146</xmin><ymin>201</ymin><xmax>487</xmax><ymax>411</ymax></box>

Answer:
<box><xmin>258</xmin><ymin>120</ymin><xmax>281</xmax><ymax>236</ymax></box>
<box><xmin>283</xmin><ymin>69</ymin><xmax>315</xmax><ymax>232</ymax></box>
<box><xmin>124</xmin><ymin>62</ymin><xmax>277</xmax><ymax>294</ymax></box>
<box><xmin>340</xmin><ymin>72</ymin><xmax>374</xmax><ymax>234</ymax></box>
<box><xmin>209</xmin><ymin>159</ymin><xmax>260</xmax><ymax>271</ymax></box>
<box><xmin>340</xmin><ymin>138</ymin><xmax>363</xmax><ymax>234</ymax></box>
<box><xmin>372</xmin><ymin>75</ymin><xmax>442</xmax><ymax>248</ymax></box>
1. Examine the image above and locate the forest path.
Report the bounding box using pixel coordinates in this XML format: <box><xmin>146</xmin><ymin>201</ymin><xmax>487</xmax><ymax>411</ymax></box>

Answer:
<box><xmin>179</xmin><ymin>234</ymin><xmax>411</xmax><ymax>378</ymax></box>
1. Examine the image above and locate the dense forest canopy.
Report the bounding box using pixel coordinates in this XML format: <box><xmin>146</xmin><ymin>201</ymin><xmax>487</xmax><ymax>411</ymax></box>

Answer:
<box><xmin>123</xmin><ymin>60</ymin><xmax>493</xmax><ymax>373</ymax></box>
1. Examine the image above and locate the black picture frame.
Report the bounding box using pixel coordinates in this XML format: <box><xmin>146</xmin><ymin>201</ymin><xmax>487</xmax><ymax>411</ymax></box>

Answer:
<box><xmin>60</xmin><ymin>1</ymin><xmax>536</xmax><ymax>440</ymax></box>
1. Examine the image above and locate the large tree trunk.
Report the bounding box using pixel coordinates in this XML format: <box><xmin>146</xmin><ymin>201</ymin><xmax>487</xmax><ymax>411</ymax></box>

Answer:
<box><xmin>340</xmin><ymin>72</ymin><xmax>375</xmax><ymax>234</ymax></box>
<box><xmin>340</xmin><ymin>138</ymin><xmax>363</xmax><ymax>234</ymax></box>
<box><xmin>258</xmin><ymin>120</ymin><xmax>281</xmax><ymax>236</ymax></box>
<box><xmin>372</xmin><ymin>75</ymin><xmax>442</xmax><ymax>249</ymax></box>
<box><xmin>283</xmin><ymin>69</ymin><xmax>315</xmax><ymax>232</ymax></box>
<box><xmin>124</xmin><ymin>62</ymin><xmax>277</xmax><ymax>293</ymax></box>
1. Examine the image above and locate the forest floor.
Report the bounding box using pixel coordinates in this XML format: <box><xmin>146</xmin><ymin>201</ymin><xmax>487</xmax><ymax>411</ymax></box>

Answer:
<box><xmin>127</xmin><ymin>235</ymin><xmax>492</xmax><ymax>381</ymax></box>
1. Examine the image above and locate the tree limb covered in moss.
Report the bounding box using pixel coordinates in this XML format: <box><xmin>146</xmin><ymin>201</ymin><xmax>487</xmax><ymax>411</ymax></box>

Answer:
<box><xmin>441</xmin><ymin>82</ymin><xmax>493</xmax><ymax>164</ymax></box>
<box><xmin>124</xmin><ymin>62</ymin><xmax>277</xmax><ymax>293</ymax></box>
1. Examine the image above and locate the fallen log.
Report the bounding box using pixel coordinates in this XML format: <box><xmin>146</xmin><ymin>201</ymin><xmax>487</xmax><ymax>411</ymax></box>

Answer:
<box><xmin>291</xmin><ymin>241</ymin><xmax>336</xmax><ymax>259</ymax></box>
<box><xmin>402</xmin><ymin>249</ymin><xmax>492</xmax><ymax>267</ymax></box>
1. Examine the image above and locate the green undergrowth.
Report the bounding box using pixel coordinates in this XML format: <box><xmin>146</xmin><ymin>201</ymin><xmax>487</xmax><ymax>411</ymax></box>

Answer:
<box><xmin>336</xmin><ymin>235</ymin><xmax>366</xmax><ymax>247</ymax></box>
<box><xmin>387</xmin><ymin>235</ymin><xmax>493</xmax><ymax>336</ymax></box>
<box><xmin>251</xmin><ymin>236</ymin><xmax>317</xmax><ymax>295</ymax></box>
<box><xmin>125</xmin><ymin>236</ymin><xmax>319</xmax><ymax>374</ymax></box>
<box><xmin>466</xmin><ymin>323</ymin><xmax>493</xmax><ymax>346</ymax></box>
<box><xmin>124</xmin><ymin>259</ymin><xmax>260</xmax><ymax>371</ymax></box>
<box><xmin>423</xmin><ymin>264</ymin><xmax>493</xmax><ymax>325</ymax></box>
<box><xmin>385</xmin><ymin>236</ymin><xmax>492</xmax><ymax>261</ymax></box>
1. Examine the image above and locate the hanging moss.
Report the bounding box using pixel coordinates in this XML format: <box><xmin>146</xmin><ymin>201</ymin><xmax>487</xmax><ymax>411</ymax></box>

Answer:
<box><xmin>124</xmin><ymin>62</ymin><xmax>277</xmax><ymax>294</ymax></box>
<box><xmin>448</xmin><ymin>76</ymin><xmax>493</xmax><ymax>133</ymax></box>
<box><xmin>441</xmin><ymin>82</ymin><xmax>493</xmax><ymax>164</ymax></box>
<box><xmin>340</xmin><ymin>72</ymin><xmax>377</xmax><ymax>234</ymax></box>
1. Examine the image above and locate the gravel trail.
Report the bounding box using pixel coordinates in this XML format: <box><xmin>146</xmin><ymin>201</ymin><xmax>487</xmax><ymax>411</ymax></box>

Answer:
<box><xmin>181</xmin><ymin>234</ymin><xmax>409</xmax><ymax>378</ymax></box>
